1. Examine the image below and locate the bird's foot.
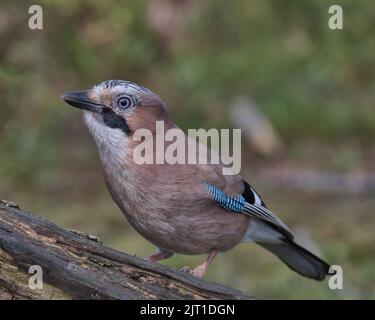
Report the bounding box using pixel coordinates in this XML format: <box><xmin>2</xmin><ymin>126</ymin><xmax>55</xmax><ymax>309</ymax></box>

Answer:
<box><xmin>180</xmin><ymin>250</ymin><xmax>218</xmax><ymax>278</ymax></box>
<box><xmin>180</xmin><ymin>265</ymin><xmax>206</xmax><ymax>278</ymax></box>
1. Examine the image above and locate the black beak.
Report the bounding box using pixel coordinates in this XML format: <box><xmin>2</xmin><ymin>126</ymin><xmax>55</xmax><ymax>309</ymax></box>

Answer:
<box><xmin>61</xmin><ymin>91</ymin><xmax>104</xmax><ymax>113</ymax></box>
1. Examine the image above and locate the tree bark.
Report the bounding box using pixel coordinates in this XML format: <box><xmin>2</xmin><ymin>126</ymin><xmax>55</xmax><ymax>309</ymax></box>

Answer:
<box><xmin>0</xmin><ymin>200</ymin><xmax>251</xmax><ymax>300</ymax></box>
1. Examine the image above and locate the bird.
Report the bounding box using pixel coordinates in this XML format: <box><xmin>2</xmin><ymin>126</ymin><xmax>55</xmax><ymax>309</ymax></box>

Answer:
<box><xmin>61</xmin><ymin>80</ymin><xmax>331</xmax><ymax>280</ymax></box>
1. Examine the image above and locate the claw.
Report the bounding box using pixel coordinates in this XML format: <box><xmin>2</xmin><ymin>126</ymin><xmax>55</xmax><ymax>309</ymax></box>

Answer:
<box><xmin>180</xmin><ymin>266</ymin><xmax>193</xmax><ymax>274</ymax></box>
<box><xmin>180</xmin><ymin>265</ymin><xmax>205</xmax><ymax>278</ymax></box>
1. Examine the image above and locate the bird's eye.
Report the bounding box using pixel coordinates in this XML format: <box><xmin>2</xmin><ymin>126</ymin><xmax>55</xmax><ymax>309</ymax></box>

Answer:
<box><xmin>117</xmin><ymin>96</ymin><xmax>133</xmax><ymax>109</ymax></box>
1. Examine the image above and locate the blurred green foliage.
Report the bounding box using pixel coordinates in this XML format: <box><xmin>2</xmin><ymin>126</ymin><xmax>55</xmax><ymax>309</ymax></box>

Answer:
<box><xmin>1</xmin><ymin>0</ymin><xmax>374</xmax><ymax>182</ymax></box>
<box><xmin>0</xmin><ymin>0</ymin><xmax>374</xmax><ymax>298</ymax></box>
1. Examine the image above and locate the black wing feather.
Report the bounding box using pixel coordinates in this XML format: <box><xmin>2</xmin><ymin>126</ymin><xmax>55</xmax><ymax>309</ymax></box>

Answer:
<box><xmin>242</xmin><ymin>180</ymin><xmax>293</xmax><ymax>239</ymax></box>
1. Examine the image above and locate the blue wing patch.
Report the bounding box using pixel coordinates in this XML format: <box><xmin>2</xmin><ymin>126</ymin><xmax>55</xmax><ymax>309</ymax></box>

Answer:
<box><xmin>204</xmin><ymin>183</ymin><xmax>245</xmax><ymax>213</ymax></box>
<box><xmin>204</xmin><ymin>182</ymin><xmax>293</xmax><ymax>238</ymax></box>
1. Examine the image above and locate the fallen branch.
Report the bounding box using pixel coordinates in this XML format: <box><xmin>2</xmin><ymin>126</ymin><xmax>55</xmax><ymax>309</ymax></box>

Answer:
<box><xmin>0</xmin><ymin>200</ymin><xmax>250</xmax><ymax>300</ymax></box>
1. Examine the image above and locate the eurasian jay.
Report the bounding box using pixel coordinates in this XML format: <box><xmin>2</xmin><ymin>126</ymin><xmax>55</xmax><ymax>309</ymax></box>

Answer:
<box><xmin>62</xmin><ymin>80</ymin><xmax>331</xmax><ymax>280</ymax></box>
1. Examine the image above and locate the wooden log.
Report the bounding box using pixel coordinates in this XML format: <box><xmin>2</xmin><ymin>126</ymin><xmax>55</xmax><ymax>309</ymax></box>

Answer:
<box><xmin>0</xmin><ymin>200</ymin><xmax>251</xmax><ymax>300</ymax></box>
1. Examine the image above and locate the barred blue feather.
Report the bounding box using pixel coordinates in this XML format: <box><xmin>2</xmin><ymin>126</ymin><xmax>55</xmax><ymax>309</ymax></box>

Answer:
<box><xmin>204</xmin><ymin>183</ymin><xmax>245</xmax><ymax>213</ymax></box>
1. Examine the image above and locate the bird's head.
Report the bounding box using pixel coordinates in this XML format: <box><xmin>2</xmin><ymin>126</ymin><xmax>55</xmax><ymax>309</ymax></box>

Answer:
<box><xmin>61</xmin><ymin>80</ymin><xmax>170</xmax><ymax>139</ymax></box>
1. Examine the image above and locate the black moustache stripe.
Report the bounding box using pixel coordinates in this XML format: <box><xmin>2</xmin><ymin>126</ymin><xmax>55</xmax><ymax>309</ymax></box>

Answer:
<box><xmin>101</xmin><ymin>108</ymin><xmax>131</xmax><ymax>135</ymax></box>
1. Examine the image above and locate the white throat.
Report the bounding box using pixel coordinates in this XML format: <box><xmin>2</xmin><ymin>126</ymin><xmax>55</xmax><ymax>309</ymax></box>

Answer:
<box><xmin>83</xmin><ymin>111</ymin><xmax>130</xmax><ymax>165</ymax></box>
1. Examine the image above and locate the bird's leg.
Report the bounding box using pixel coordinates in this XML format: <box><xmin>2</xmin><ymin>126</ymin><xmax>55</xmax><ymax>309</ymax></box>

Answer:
<box><xmin>181</xmin><ymin>250</ymin><xmax>218</xmax><ymax>278</ymax></box>
<box><xmin>145</xmin><ymin>248</ymin><xmax>173</xmax><ymax>262</ymax></box>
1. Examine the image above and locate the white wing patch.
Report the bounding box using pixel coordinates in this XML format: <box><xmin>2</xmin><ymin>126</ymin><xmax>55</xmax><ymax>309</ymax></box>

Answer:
<box><xmin>251</xmin><ymin>187</ymin><xmax>262</xmax><ymax>205</ymax></box>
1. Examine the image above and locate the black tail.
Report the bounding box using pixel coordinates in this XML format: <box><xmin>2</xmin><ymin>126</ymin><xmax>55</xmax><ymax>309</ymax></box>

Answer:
<box><xmin>258</xmin><ymin>240</ymin><xmax>331</xmax><ymax>281</ymax></box>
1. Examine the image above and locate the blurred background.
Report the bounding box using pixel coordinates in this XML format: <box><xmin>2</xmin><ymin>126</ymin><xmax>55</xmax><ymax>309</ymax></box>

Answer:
<box><xmin>1</xmin><ymin>0</ymin><xmax>374</xmax><ymax>299</ymax></box>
